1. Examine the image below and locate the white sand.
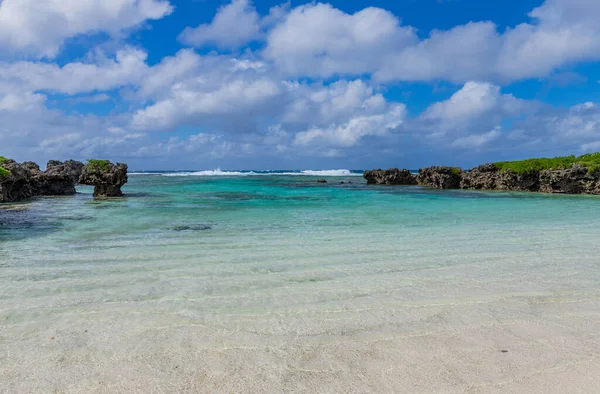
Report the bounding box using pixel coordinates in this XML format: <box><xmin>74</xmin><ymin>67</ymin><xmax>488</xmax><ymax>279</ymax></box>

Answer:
<box><xmin>2</xmin><ymin>291</ymin><xmax>600</xmax><ymax>393</ymax></box>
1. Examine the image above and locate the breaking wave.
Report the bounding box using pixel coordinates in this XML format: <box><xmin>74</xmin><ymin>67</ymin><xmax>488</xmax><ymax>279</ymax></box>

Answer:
<box><xmin>130</xmin><ymin>169</ymin><xmax>362</xmax><ymax>177</ymax></box>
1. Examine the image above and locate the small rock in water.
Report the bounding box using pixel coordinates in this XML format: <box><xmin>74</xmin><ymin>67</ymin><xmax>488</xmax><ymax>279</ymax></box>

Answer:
<box><xmin>317</xmin><ymin>179</ymin><xmax>327</xmax><ymax>183</ymax></box>
<box><xmin>172</xmin><ymin>224</ymin><xmax>212</xmax><ymax>232</ymax></box>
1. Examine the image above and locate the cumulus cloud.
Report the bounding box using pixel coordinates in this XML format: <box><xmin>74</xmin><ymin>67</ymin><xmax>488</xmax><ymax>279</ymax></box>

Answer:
<box><xmin>178</xmin><ymin>0</ymin><xmax>261</xmax><ymax>49</ymax></box>
<box><xmin>130</xmin><ymin>58</ymin><xmax>407</xmax><ymax>153</ymax></box>
<box><xmin>0</xmin><ymin>47</ymin><xmax>149</xmax><ymax>95</ymax></box>
<box><xmin>2</xmin><ymin>0</ymin><xmax>600</xmax><ymax>168</ymax></box>
<box><xmin>421</xmin><ymin>82</ymin><xmax>530</xmax><ymax>125</ymax></box>
<box><xmin>263</xmin><ymin>0</ymin><xmax>600</xmax><ymax>83</ymax></box>
<box><xmin>452</xmin><ymin>127</ymin><xmax>501</xmax><ymax>149</ymax></box>
<box><xmin>178</xmin><ymin>0</ymin><xmax>289</xmax><ymax>50</ymax></box>
<box><xmin>0</xmin><ymin>0</ymin><xmax>173</xmax><ymax>58</ymax></box>
<box><xmin>264</xmin><ymin>3</ymin><xmax>417</xmax><ymax>77</ymax></box>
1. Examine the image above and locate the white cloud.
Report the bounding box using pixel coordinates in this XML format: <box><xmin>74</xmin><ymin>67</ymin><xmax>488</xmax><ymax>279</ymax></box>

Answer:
<box><xmin>0</xmin><ymin>47</ymin><xmax>149</xmax><ymax>95</ymax></box>
<box><xmin>178</xmin><ymin>0</ymin><xmax>261</xmax><ymax>49</ymax></box>
<box><xmin>452</xmin><ymin>127</ymin><xmax>501</xmax><ymax>149</ymax></box>
<box><xmin>132</xmin><ymin>76</ymin><xmax>282</xmax><ymax>130</ymax></box>
<box><xmin>293</xmin><ymin>106</ymin><xmax>406</xmax><ymax>148</ymax></box>
<box><xmin>421</xmin><ymin>82</ymin><xmax>531</xmax><ymax>129</ymax></box>
<box><xmin>263</xmin><ymin>0</ymin><xmax>600</xmax><ymax>83</ymax></box>
<box><xmin>264</xmin><ymin>3</ymin><xmax>417</xmax><ymax>77</ymax></box>
<box><xmin>0</xmin><ymin>0</ymin><xmax>173</xmax><ymax>58</ymax></box>
<box><xmin>375</xmin><ymin>22</ymin><xmax>499</xmax><ymax>83</ymax></box>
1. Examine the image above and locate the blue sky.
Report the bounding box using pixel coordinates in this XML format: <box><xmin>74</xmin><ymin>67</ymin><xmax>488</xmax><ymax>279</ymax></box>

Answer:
<box><xmin>1</xmin><ymin>0</ymin><xmax>599</xmax><ymax>170</ymax></box>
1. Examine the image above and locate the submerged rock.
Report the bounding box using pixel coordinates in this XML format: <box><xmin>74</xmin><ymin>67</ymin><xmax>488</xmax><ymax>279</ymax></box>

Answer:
<box><xmin>172</xmin><ymin>224</ymin><xmax>212</xmax><ymax>231</ymax></box>
<box><xmin>363</xmin><ymin>168</ymin><xmax>417</xmax><ymax>185</ymax></box>
<box><xmin>417</xmin><ymin>166</ymin><xmax>462</xmax><ymax>189</ymax></box>
<box><xmin>79</xmin><ymin>160</ymin><xmax>128</xmax><ymax>198</ymax></box>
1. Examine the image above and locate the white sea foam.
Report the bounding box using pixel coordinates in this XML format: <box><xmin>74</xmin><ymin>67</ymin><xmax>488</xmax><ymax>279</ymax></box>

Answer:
<box><xmin>130</xmin><ymin>169</ymin><xmax>362</xmax><ymax>177</ymax></box>
<box><xmin>297</xmin><ymin>169</ymin><xmax>358</xmax><ymax>176</ymax></box>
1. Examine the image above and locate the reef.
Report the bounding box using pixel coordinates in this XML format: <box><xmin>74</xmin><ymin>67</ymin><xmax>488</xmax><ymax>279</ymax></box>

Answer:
<box><xmin>363</xmin><ymin>168</ymin><xmax>417</xmax><ymax>185</ymax></box>
<box><xmin>79</xmin><ymin>160</ymin><xmax>128</xmax><ymax>198</ymax></box>
<box><xmin>0</xmin><ymin>159</ymin><xmax>85</xmax><ymax>203</ymax></box>
<box><xmin>364</xmin><ymin>153</ymin><xmax>600</xmax><ymax>195</ymax></box>
<box><xmin>1</xmin><ymin>158</ymin><xmax>128</xmax><ymax>202</ymax></box>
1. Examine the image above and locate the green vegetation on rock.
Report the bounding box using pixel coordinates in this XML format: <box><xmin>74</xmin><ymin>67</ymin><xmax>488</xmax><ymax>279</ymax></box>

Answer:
<box><xmin>86</xmin><ymin>159</ymin><xmax>111</xmax><ymax>172</ymax></box>
<box><xmin>0</xmin><ymin>156</ymin><xmax>10</xmax><ymax>178</ymax></box>
<box><xmin>450</xmin><ymin>167</ymin><xmax>462</xmax><ymax>175</ymax></box>
<box><xmin>494</xmin><ymin>153</ymin><xmax>600</xmax><ymax>174</ymax></box>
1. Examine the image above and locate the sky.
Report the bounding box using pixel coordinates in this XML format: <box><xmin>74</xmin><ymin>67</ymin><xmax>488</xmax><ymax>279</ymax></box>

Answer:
<box><xmin>0</xmin><ymin>0</ymin><xmax>599</xmax><ymax>170</ymax></box>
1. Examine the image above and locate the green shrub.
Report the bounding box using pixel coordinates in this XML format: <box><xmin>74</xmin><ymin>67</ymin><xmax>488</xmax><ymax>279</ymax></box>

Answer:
<box><xmin>493</xmin><ymin>153</ymin><xmax>600</xmax><ymax>174</ymax></box>
<box><xmin>86</xmin><ymin>159</ymin><xmax>111</xmax><ymax>172</ymax></box>
<box><xmin>0</xmin><ymin>156</ymin><xmax>10</xmax><ymax>178</ymax></box>
<box><xmin>450</xmin><ymin>167</ymin><xmax>462</xmax><ymax>175</ymax></box>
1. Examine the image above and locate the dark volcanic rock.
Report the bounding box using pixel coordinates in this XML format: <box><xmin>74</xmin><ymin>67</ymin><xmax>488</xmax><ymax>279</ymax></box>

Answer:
<box><xmin>364</xmin><ymin>161</ymin><xmax>600</xmax><ymax>195</ymax></box>
<box><xmin>47</xmin><ymin>160</ymin><xmax>84</xmax><ymax>184</ymax></box>
<box><xmin>496</xmin><ymin>170</ymin><xmax>540</xmax><ymax>192</ymax></box>
<box><xmin>0</xmin><ymin>160</ymin><xmax>36</xmax><ymax>202</ymax></box>
<box><xmin>0</xmin><ymin>159</ymin><xmax>86</xmax><ymax>202</ymax></box>
<box><xmin>35</xmin><ymin>160</ymin><xmax>85</xmax><ymax>196</ymax></box>
<box><xmin>461</xmin><ymin>163</ymin><xmax>600</xmax><ymax>194</ymax></box>
<box><xmin>460</xmin><ymin>163</ymin><xmax>500</xmax><ymax>190</ymax></box>
<box><xmin>417</xmin><ymin>166</ymin><xmax>462</xmax><ymax>189</ymax></box>
<box><xmin>363</xmin><ymin>169</ymin><xmax>417</xmax><ymax>185</ymax></box>
<box><xmin>317</xmin><ymin>179</ymin><xmax>328</xmax><ymax>183</ymax></box>
<box><xmin>539</xmin><ymin>165</ymin><xmax>600</xmax><ymax>195</ymax></box>
<box><xmin>461</xmin><ymin>164</ymin><xmax>539</xmax><ymax>192</ymax></box>
<box><xmin>79</xmin><ymin>161</ymin><xmax>128</xmax><ymax>198</ymax></box>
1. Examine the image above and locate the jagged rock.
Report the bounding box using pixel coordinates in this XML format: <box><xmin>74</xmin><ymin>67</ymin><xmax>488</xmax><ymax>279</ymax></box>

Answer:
<box><xmin>46</xmin><ymin>160</ymin><xmax>84</xmax><ymax>184</ymax></box>
<box><xmin>363</xmin><ymin>169</ymin><xmax>417</xmax><ymax>185</ymax></box>
<box><xmin>496</xmin><ymin>170</ymin><xmax>540</xmax><ymax>192</ymax></box>
<box><xmin>0</xmin><ymin>159</ymin><xmax>85</xmax><ymax>202</ymax></box>
<box><xmin>0</xmin><ymin>160</ymin><xmax>36</xmax><ymax>202</ymax></box>
<box><xmin>539</xmin><ymin>165</ymin><xmax>600</xmax><ymax>194</ymax></box>
<box><xmin>460</xmin><ymin>164</ymin><xmax>500</xmax><ymax>190</ymax></box>
<box><xmin>35</xmin><ymin>160</ymin><xmax>85</xmax><ymax>196</ymax></box>
<box><xmin>461</xmin><ymin>164</ymin><xmax>539</xmax><ymax>192</ymax></box>
<box><xmin>79</xmin><ymin>160</ymin><xmax>128</xmax><ymax>198</ymax></box>
<box><xmin>417</xmin><ymin>166</ymin><xmax>462</xmax><ymax>189</ymax></box>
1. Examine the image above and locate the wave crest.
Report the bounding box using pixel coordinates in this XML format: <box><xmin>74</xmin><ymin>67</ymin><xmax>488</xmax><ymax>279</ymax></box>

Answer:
<box><xmin>130</xmin><ymin>169</ymin><xmax>362</xmax><ymax>177</ymax></box>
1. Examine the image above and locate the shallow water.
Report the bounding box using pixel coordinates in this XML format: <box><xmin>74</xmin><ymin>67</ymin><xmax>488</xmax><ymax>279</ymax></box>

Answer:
<box><xmin>2</xmin><ymin>174</ymin><xmax>600</xmax><ymax>393</ymax></box>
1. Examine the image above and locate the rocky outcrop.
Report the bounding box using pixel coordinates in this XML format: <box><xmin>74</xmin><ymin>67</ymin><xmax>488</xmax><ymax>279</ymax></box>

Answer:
<box><xmin>47</xmin><ymin>160</ymin><xmax>85</xmax><ymax>184</ymax></box>
<box><xmin>417</xmin><ymin>166</ymin><xmax>462</xmax><ymax>189</ymax></box>
<box><xmin>0</xmin><ymin>160</ymin><xmax>36</xmax><ymax>202</ymax></box>
<box><xmin>539</xmin><ymin>166</ymin><xmax>600</xmax><ymax>194</ymax></box>
<box><xmin>0</xmin><ymin>159</ymin><xmax>85</xmax><ymax>202</ymax></box>
<box><xmin>366</xmin><ymin>163</ymin><xmax>600</xmax><ymax>195</ymax></box>
<box><xmin>363</xmin><ymin>169</ymin><xmax>417</xmax><ymax>185</ymax></box>
<box><xmin>460</xmin><ymin>164</ymin><xmax>539</xmax><ymax>192</ymax></box>
<box><xmin>460</xmin><ymin>164</ymin><xmax>499</xmax><ymax>190</ymax></box>
<box><xmin>35</xmin><ymin>160</ymin><xmax>85</xmax><ymax>196</ymax></box>
<box><xmin>79</xmin><ymin>160</ymin><xmax>128</xmax><ymax>198</ymax></box>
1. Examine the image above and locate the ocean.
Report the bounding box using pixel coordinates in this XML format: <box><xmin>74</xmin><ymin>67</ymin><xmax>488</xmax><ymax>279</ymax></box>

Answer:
<box><xmin>1</xmin><ymin>171</ymin><xmax>600</xmax><ymax>393</ymax></box>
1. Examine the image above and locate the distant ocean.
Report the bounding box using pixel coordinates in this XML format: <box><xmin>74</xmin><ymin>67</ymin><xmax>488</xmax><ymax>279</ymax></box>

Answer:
<box><xmin>2</xmin><ymin>171</ymin><xmax>600</xmax><ymax>392</ymax></box>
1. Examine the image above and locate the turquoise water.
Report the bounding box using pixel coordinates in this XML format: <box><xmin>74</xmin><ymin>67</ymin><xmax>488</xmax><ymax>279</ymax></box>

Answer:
<box><xmin>2</xmin><ymin>173</ymin><xmax>600</xmax><ymax>392</ymax></box>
